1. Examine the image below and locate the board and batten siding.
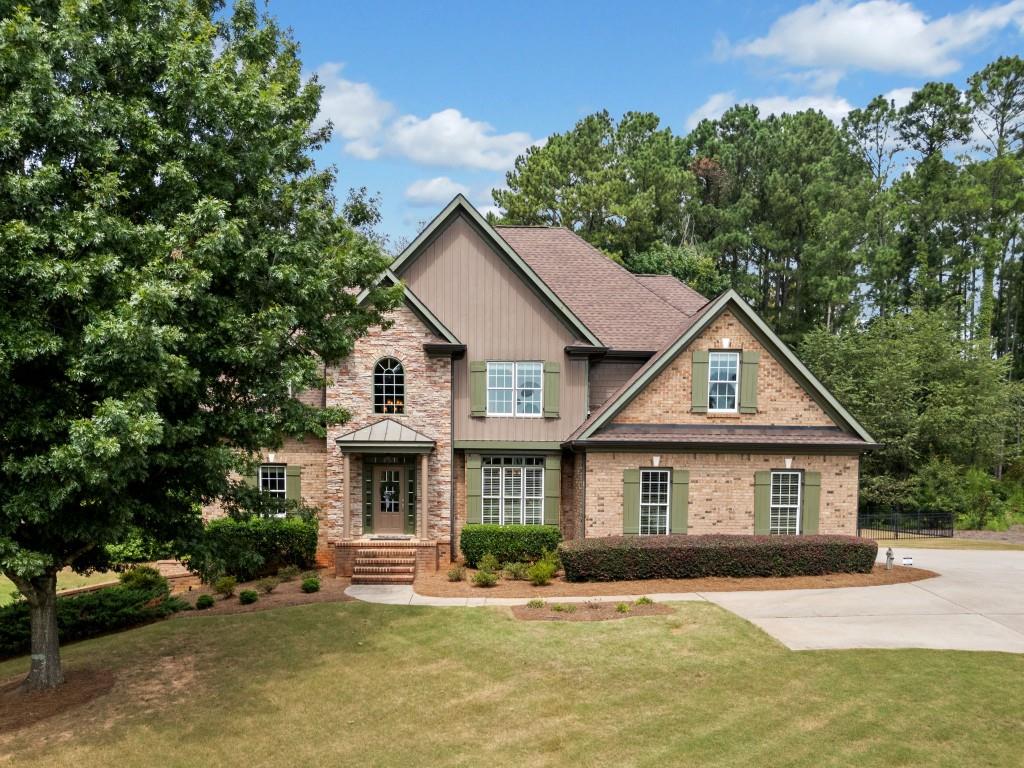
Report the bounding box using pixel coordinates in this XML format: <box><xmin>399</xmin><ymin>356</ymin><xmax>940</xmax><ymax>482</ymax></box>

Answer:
<box><xmin>399</xmin><ymin>214</ymin><xmax>588</xmax><ymax>441</ymax></box>
<box><xmin>588</xmin><ymin>357</ymin><xmax>646</xmax><ymax>412</ymax></box>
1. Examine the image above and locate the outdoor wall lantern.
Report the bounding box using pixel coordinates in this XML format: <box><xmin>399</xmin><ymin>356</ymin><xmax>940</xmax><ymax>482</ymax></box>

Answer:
<box><xmin>268</xmin><ymin>452</ymin><xmax>276</xmax><ymax>463</ymax></box>
<box><xmin>652</xmin><ymin>455</ymin><xmax>661</xmax><ymax>467</ymax></box>
<box><xmin>721</xmin><ymin>338</ymin><xmax>731</xmax><ymax>348</ymax></box>
<box><xmin>885</xmin><ymin>547</ymin><xmax>894</xmax><ymax>570</ymax></box>
<box><xmin>784</xmin><ymin>457</ymin><xmax>793</xmax><ymax>469</ymax></box>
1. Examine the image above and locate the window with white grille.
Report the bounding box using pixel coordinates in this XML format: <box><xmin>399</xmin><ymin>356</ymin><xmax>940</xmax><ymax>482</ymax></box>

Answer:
<box><xmin>708</xmin><ymin>351</ymin><xmax>739</xmax><ymax>411</ymax></box>
<box><xmin>640</xmin><ymin>469</ymin><xmax>670</xmax><ymax>535</ymax></box>
<box><xmin>481</xmin><ymin>456</ymin><xmax>544</xmax><ymax>525</ymax></box>
<box><xmin>259</xmin><ymin>464</ymin><xmax>286</xmax><ymax>498</ymax></box>
<box><xmin>770</xmin><ymin>471</ymin><xmax>801</xmax><ymax>535</ymax></box>
<box><xmin>486</xmin><ymin>362</ymin><xmax>542</xmax><ymax>417</ymax></box>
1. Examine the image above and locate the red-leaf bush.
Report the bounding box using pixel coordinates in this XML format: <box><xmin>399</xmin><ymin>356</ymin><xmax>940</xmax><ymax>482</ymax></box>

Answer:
<box><xmin>559</xmin><ymin>535</ymin><xmax>877</xmax><ymax>582</ymax></box>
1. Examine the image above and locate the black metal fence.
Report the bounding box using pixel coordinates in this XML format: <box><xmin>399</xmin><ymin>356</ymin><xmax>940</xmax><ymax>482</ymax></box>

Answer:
<box><xmin>857</xmin><ymin>508</ymin><xmax>955</xmax><ymax>539</ymax></box>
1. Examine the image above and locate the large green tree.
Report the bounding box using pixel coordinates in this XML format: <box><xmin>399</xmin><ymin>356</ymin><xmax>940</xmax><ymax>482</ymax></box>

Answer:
<box><xmin>0</xmin><ymin>0</ymin><xmax>398</xmax><ymax>690</ymax></box>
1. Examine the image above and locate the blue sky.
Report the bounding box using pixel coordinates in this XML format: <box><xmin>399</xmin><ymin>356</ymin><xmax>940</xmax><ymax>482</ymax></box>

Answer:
<box><xmin>271</xmin><ymin>0</ymin><xmax>1024</xmax><ymax>245</ymax></box>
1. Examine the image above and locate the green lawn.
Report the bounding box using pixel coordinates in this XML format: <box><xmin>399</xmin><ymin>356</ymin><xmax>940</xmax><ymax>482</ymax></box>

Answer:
<box><xmin>0</xmin><ymin>570</ymin><xmax>118</xmax><ymax>607</ymax></box>
<box><xmin>1</xmin><ymin>601</ymin><xmax>1022</xmax><ymax>767</ymax></box>
<box><xmin>870</xmin><ymin>537</ymin><xmax>1024</xmax><ymax>551</ymax></box>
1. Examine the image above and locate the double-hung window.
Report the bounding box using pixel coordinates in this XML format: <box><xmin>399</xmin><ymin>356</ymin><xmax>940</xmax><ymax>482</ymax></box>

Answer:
<box><xmin>487</xmin><ymin>362</ymin><xmax>542</xmax><ymax>417</ymax></box>
<box><xmin>769</xmin><ymin>471</ymin><xmax>801</xmax><ymax>535</ymax></box>
<box><xmin>708</xmin><ymin>351</ymin><xmax>739</xmax><ymax>412</ymax></box>
<box><xmin>481</xmin><ymin>456</ymin><xmax>544</xmax><ymax>525</ymax></box>
<box><xmin>639</xmin><ymin>469</ymin><xmax>670</xmax><ymax>535</ymax></box>
<box><xmin>259</xmin><ymin>464</ymin><xmax>286</xmax><ymax>498</ymax></box>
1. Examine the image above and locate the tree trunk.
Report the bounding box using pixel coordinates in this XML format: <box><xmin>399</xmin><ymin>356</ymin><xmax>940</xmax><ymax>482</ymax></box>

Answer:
<box><xmin>18</xmin><ymin>572</ymin><xmax>64</xmax><ymax>691</ymax></box>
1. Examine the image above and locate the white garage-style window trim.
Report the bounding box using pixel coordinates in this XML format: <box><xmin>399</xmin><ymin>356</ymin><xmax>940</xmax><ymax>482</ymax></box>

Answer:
<box><xmin>481</xmin><ymin>456</ymin><xmax>544</xmax><ymax>525</ymax></box>
<box><xmin>708</xmin><ymin>351</ymin><xmax>740</xmax><ymax>412</ymax></box>
<box><xmin>486</xmin><ymin>361</ymin><xmax>543</xmax><ymax>417</ymax></box>
<box><xmin>640</xmin><ymin>468</ymin><xmax>670</xmax><ymax>535</ymax></box>
<box><xmin>770</xmin><ymin>470</ymin><xmax>801</xmax><ymax>535</ymax></box>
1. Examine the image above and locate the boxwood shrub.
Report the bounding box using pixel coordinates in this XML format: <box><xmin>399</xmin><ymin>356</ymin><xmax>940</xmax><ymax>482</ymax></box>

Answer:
<box><xmin>559</xmin><ymin>535</ymin><xmax>877</xmax><ymax>582</ymax></box>
<box><xmin>459</xmin><ymin>524</ymin><xmax>562</xmax><ymax>567</ymax></box>
<box><xmin>192</xmin><ymin>516</ymin><xmax>318</xmax><ymax>582</ymax></box>
<box><xmin>0</xmin><ymin>575</ymin><xmax>185</xmax><ymax>659</ymax></box>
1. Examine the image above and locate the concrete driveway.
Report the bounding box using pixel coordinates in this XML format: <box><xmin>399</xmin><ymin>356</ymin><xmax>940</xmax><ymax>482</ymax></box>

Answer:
<box><xmin>705</xmin><ymin>547</ymin><xmax>1024</xmax><ymax>653</ymax></box>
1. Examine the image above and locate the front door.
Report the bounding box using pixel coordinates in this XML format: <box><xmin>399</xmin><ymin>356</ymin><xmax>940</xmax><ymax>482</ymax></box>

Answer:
<box><xmin>373</xmin><ymin>465</ymin><xmax>405</xmax><ymax>534</ymax></box>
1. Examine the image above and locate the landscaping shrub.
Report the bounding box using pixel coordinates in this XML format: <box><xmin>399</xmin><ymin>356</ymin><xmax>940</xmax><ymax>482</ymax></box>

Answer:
<box><xmin>0</xmin><ymin>580</ymin><xmax>185</xmax><ymax>659</ymax></box>
<box><xmin>460</xmin><ymin>525</ymin><xmax>562</xmax><ymax>568</ymax></box>
<box><xmin>471</xmin><ymin>570</ymin><xmax>498</xmax><ymax>588</ymax></box>
<box><xmin>213</xmin><ymin>576</ymin><xmax>237</xmax><ymax>598</ymax></box>
<box><xmin>239</xmin><ymin>589</ymin><xmax>259</xmax><ymax>605</ymax></box>
<box><xmin>478</xmin><ymin>553</ymin><xmax>500</xmax><ymax>573</ymax></box>
<box><xmin>616</xmin><ymin>602</ymin><xmax>631</xmax><ymax>613</ymax></box>
<box><xmin>277</xmin><ymin>565</ymin><xmax>301</xmax><ymax>582</ymax></box>
<box><xmin>526</xmin><ymin>598</ymin><xmax>545</xmax><ymax>609</ymax></box>
<box><xmin>635</xmin><ymin>596</ymin><xmax>654</xmax><ymax>606</ymax></box>
<box><xmin>301</xmin><ymin>577</ymin><xmax>320</xmax><ymax>593</ymax></box>
<box><xmin>447</xmin><ymin>564</ymin><xmax>465</xmax><ymax>582</ymax></box>
<box><xmin>192</xmin><ymin>517</ymin><xmax>318</xmax><ymax>582</ymax></box>
<box><xmin>257</xmin><ymin>577</ymin><xmax>279</xmax><ymax>594</ymax></box>
<box><xmin>526</xmin><ymin>560</ymin><xmax>556</xmax><ymax>586</ymax></box>
<box><xmin>195</xmin><ymin>594</ymin><xmax>215</xmax><ymax>610</ymax></box>
<box><xmin>117</xmin><ymin>565</ymin><xmax>169</xmax><ymax>595</ymax></box>
<box><xmin>559</xmin><ymin>535</ymin><xmax>878</xmax><ymax>582</ymax></box>
<box><xmin>502</xmin><ymin>561</ymin><xmax>530</xmax><ymax>581</ymax></box>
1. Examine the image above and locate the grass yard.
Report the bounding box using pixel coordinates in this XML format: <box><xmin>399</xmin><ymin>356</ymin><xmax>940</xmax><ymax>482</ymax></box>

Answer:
<box><xmin>872</xmin><ymin>537</ymin><xmax>1024</xmax><ymax>551</ymax></box>
<box><xmin>1</xmin><ymin>602</ymin><xmax>1023</xmax><ymax>767</ymax></box>
<box><xmin>0</xmin><ymin>570</ymin><xmax>117</xmax><ymax>607</ymax></box>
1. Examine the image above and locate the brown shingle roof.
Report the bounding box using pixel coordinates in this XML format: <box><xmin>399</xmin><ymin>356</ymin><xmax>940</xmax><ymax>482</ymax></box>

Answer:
<box><xmin>572</xmin><ymin>423</ymin><xmax>873</xmax><ymax>449</ymax></box>
<box><xmin>634</xmin><ymin>274</ymin><xmax>708</xmax><ymax>316</ymax></box>
<box><xmin>494</xmin><ymin>226</ymin><xmax>707</xmax><ymax>351</ymax></box>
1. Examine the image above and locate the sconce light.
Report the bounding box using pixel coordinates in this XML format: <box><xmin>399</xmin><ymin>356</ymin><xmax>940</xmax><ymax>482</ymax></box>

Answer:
<box><xmin>721</xmin><ymin>338</ymin><xmax>731</xmax><ymax>348</ymax></box>
<box><xmin>268</xmin><ymin>452</ymin><xmax>276</xmax><ymax>463</ymax></box>
<box><xmin>652</xmin><ymin>456</ymin><xmax>661</xmax><ymax>467</ymax></box>
<box><xmin>784</xmin><ymin>457</ymin><xmax>793</xmax><ymax>469</ymax></box>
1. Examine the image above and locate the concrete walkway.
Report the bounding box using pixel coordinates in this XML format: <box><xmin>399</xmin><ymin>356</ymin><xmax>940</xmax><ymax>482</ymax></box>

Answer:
<box><xmin>345</xmin><ymin>547</ymin><xmax>1024</xmax><ymax>653</ymax></box>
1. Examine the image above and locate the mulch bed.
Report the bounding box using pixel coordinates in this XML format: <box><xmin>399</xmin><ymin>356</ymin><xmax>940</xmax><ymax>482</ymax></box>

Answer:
<box><xmin>512</xmin><ymin>600</ymin><xmax>675</xmax><ymax>622</ymax></box>
<box><xmin>174</xmin><ymin>573</ymin><xmax>353</xmax><ymax>617</ymax></box>
<box><xmin>0</xmin><ymin>668</ymin><xmax>115</xmax><ymax>733</ymax></box>
<box><xmin>417</xmin><ymin>564</ymin><xmax>936</xmax><ymax>598</ymax></box>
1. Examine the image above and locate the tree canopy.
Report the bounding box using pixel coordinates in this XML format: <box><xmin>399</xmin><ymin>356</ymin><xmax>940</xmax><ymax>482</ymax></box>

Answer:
<box><xmin>0</xmin><ymin>0</ymin><xmax>398</xmax><ymax>689</ymax></box>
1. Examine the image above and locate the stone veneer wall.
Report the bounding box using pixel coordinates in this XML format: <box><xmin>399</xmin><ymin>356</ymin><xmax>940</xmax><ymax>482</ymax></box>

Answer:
<box><xmin>583</xmin><ymin>451</ymin><xmax>859</xmax><ymax>538</ymax></box>
<box><xmin>323</xmin><ymin>304</ymin><xmax>453</xmax><ymax>550</ymax></box>
<box><xmin>614</xmin><ymin>309</ymin><xmax>834</xmax><ymax>427</ymax></box>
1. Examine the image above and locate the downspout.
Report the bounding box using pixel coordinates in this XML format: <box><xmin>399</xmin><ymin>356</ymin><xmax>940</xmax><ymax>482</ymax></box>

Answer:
<box><xmin>449</xmin><ymin>355</ymin><xmax>457</xmax><ymax>562</ymax></box>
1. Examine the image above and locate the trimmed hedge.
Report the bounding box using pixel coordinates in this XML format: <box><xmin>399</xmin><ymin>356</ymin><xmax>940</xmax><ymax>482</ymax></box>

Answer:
<box><xmin>0</xmin><ymin>574</ymin><xmax>185</xmax><ymax>659</ymax></box>
<box><xmin>460</xmin><ymin>524</ymin><xmax>562</xmax><ymax>567</ymax></box>
<box><xmin>559</xmin><ymin>535</ymin><xmax>877</xmax><ymax>582</ymax></box>
<box><xmin>194</xmin><ymin>516</ymin><xmax>318</xmax><ymax>582</ymax></box>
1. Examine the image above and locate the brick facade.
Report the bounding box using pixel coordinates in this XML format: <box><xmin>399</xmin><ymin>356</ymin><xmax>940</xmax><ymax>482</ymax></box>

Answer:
<box><xmin>323</xmin><ymin>304</ymin><xmax>453</xmax><ymax>551</ymax></box>
<box><xmin>583</xmin><ymin>451</ymin><xmax>859</xmax><ymax>537</ymax></box>
<box><xmin>613</xmin><ymin>309</ymin><xmax>834</xmax><ymax>427</ymax></box>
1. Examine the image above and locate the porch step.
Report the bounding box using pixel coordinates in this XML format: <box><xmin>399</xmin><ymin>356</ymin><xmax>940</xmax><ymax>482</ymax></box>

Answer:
<box><xmin>350</xmin><ymin>545</ymin><xmax>418</xmax><ymax>584</ymax></box>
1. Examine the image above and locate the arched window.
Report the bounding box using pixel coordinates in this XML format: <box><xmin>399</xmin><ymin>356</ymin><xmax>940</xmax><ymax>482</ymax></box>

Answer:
<box><xmin>374</xmin><ymin>357</ymin><xmax>405</xmax><ymax>414</ymax></box>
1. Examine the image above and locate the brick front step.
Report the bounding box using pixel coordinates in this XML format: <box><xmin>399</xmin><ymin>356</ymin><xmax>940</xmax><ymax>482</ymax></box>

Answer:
<box><xmin>353</xmin><ymin>565</ymin><xmax>414</xmax><ymax>575</ymax></box>
<box><xmin>356</xmin><ymin>549</ymin><xmax>418</xmax><ymax>559</ymax></box>
<box><xmin>354</xmin><ymin>557</ymin><xmax>416</xmax><ymax>567</ymax></box>
<box><xmin>351</xmin><ymin>573</ymin><xmax>415</xmax><ymax>585</ymax></box>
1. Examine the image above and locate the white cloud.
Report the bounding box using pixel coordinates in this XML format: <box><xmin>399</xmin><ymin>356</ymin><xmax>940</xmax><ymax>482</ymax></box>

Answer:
<box><xmin>314</xmin><ymin>63</ymin><xmax>394</xmax><ymax>159</ymax></box>
<box><xmin>388</xmin><ymin>109</ymin><xmax>538</xmax><ymax>171</ymax></box>
<box><xmin>882</xmin><ymin>86</ymin><xmax>916</xmax><ymax>109</ymax></box>
<box><xmin>730</xmin><ymin>0</ymin><xmax>1024</xmax><ymax>77</ymax></box>
<box><xmin>405</xmin><ymin>176</ymin><xmax>470</xmax><ymax>206</ymax></box>
<box><xmin>685</xmin><ymin>91</ymin><xmax>854</xmax><ymax>129</ymax></box>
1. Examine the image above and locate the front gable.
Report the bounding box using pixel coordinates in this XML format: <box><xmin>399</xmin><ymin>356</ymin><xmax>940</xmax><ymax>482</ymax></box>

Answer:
<box><xmin>613</xmin><ymin>308</ymin><xmax>834</xmax><ymax>427</ymax></box>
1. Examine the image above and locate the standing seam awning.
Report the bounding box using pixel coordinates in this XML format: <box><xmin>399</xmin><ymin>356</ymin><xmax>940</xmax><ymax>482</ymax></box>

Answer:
<box><xmin>334</xmin><ymin>418</ymin><xmax>436</xmax><ymax>453</ymax></box>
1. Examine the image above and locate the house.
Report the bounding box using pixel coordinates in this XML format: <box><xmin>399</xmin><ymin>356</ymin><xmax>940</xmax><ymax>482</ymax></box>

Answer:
<box><xmin>245</xmin><ymin>196</ymin><xmax>875</xmax><ymax>583</ymax></box>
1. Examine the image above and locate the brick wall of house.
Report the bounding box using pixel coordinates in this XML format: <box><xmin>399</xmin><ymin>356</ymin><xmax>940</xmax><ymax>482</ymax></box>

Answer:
<box><xmin>559</xmin><ymin>452</ymin><xmax>578</xmax><ymax>541</ymax></box>
<box><xmin>323</xmin><ymin>304</ymin><xmax>453</xmax><ymax>548</ymax></box>
<box><xmin>613</xmin><ymin>309</ymin><xmax>834</xmax><ymax>427</ymax></box>
<box><xmin>583</xmin><ymin>451</ymin><xmax>859</xmax><ymax>537</ymax></box>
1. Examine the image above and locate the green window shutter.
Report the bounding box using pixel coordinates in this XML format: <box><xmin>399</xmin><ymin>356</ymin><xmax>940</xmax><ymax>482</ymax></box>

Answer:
<box><xmin>740</xmin><ymin>350</ymin><xmax>760</xmax><ymax>414</ymax></box>
<box><xmin>543</xmin><ymin>454</ymin><xmax>561</xmax><ymax>525</ymax></box>
<box><xmin>623</xmin><ymin>468</ymin><xmax>640</xmax><ymax>534</ymax></box>
<box><xmin>243</xmin><ymin>471</ymin><xmax>258</xmax><ymax>488</ymax></box>
<box><xmin>670</xmin><ymin>469</ymin><xmax>689</xmax><ymax>534</ymax></box>
<box><xmin>543</xmin><ymin>362</ymin><xmax>560</xmax><ymax>418</ymax></box>
<box><xmin>470</xmin><ymin>362</ymin><xmax>487</xmax><ymax>416</ymax></box>
<box><xmin>802</xmin><ymin>471</ymin><xmax>821</xmax><ymax>535</ymax></box>
<box><xmin>362</xmin><ymin>467</ymin><xmax>374</xmax><ymax>534</ymax></box>
<box><xmin>691</xmin><ymin>350</ymin><xmax>709</xmax><ymax>413</ymax></box>
<box><xmin>754</xmin><ymin>471</ymin><xmax>771</xmax><ymax>534</ymax></box>
<box><xmin>405</xmin><ymin>465</ymin><xmax>417</xmax><ymax>535</ymax></box>
<box><xmin>466</xmin><ymin>454</ymin><xmax>482</xmax><ymax>524</ymax></box>
<box><xmin>285</xmin><ymin>465</ymin><xmax>301</xmax><ymax>501</ymax></box>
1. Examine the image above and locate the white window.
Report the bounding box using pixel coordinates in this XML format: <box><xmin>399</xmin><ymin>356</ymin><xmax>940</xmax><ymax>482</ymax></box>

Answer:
<box><xmin>259</xmin><ymin>464</ymin><xmax>286</xmax><ymax>498</ymax></box>
<box><xmin>640</xmin><ymin>469</ymin><xmax>670</xmax><ymax>535</ymax></box>
<box><xmin>708</xmin><ymin>351</ymin><xmax>739</xmax><ymax>411</ymax></box>
<box><xmin>770</xmin><ymin>471</ymin><xmax>801</xmax><ymax>535</ymax></box>
<box><xmin>487</xmin><ymin>362</ymin><xmax>543</xmax><ymax>417</ymax></box>
<box><xmin>481</xmin><ymin>456</ymin><xmax>544</xmax><ymax>525</ymax></box>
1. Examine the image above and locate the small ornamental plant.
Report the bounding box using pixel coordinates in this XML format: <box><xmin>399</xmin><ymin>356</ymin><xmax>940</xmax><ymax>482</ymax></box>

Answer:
<box><xmin>551</xmin><ymin>603</ymin><xmax>576</xmax><ymax>614</ymax></box>
<box><xmin>447</xmin><ymin>564</ymin><xmax>466</xmax><ymax>582</ymax></box>
<box><xmin>478</xmin><ymin>553</ymin><xmax>500</xmax><ymax>573</ymax></box>
<box><xmin>277</xmin><ymin>565</ymin><xmax>301</xmax><ymax>582</ymax></box>
<box><xmin>502</xmin><ymin>561</ymin><xmax>530</xmax><ymax>581</ymax></box>
<box><xmin>195</xmin><ymin>594</ymin><xmax>215</xmax><ymax>610</ymax></box>
<box><xmin>471</xmin><ymin>570</ymin><xmax>498</xmax><ymax>588</ymax></box>
<box><xmin>526</xmin><ymin>560</ymin><xmax>556</xmax><ymax>586</ymax></box>
<box><xmin>635</xmin><ymin>596</ymin><xmax>654</xmax><ymax>606</ymax></box>
<box><xmin>301</xmin><ymin>576</ymin><xmax>321</xmax><ymax>593</ymax></box>
<box><xmin>213</xmin><ymin>576</ymin><xmax>237</xmax><ymax>599</ymax></box>
<box><xmin>257</xmin><ymin>577</ymin><xmax>279</xmax><ymax>594</ymax></box>
<box><xmin>239</xmin><ymin>589</ymin><xmax>258</xmax><ymax>605</ymax></box>
<box><xmin>526</xmin><ymin>598</ymin><xmax>545</xmax><ymax>609</ymax></box>
<box><xmin>616</xmin><ymin>602</ymin><xmax>631</xmax><ymax>614</ymax></box>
